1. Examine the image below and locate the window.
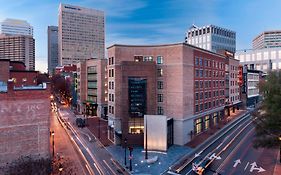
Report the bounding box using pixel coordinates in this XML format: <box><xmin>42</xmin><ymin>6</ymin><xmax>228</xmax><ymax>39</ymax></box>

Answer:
<box><xmin>195</xmin><ymin>81</ymin><xmax>199</xmax><ymax>89</ymax></box>
<box><xmin>196</xmin><ymin>70</ymin><xmax>199</xmax><ymax>77</ymax></box>
<box><xmin>200</xmin><ymin>104</ymin><xmax>203</xmax><ymax>111</ymax></box>
<box><xmin>111</xmin><ymin>57</ymin><xmax>114</xmax><ymax>64</ymax></box>
<box><xmin>195</xmin><ymin>93</ymin><xmax>199</xmax><ymax>100</ymax></box>
<box><xmin>195</xmin><ymin>105</ymin><xmax>199</xmax><ymax>112</ymax></box>
<box><xmin>204</xmin><ymin>103</ymin><xmax>208</xmax><ymax>109</ymax></box>
<box><xmin>134</xmin><ymin>55</ymin><xmax>143</xmax><ymax>62</ymax></box>
<box><xmin>157</xmin><ymin>106</ymin><xmax>164</xmax><ymax>115</ymax></box>
<box><xmin>157</xmin><ymin>69</ymin><xmax>163</xmax><ymax>77</ymax></box>
<box><xmin>195</xmin><ymin>57</ymin><xmax>199</xmax><ymax>65</ymax></box>
<box><xmin>200</xmin><ymin>92</ymin><xmax>203</xmax><ymax>99</ymax></box>
<box><xmin>112</xmin><ymin>94</ymin><xmax>114</xmax><ymax>102</ymax></box>
<box><xmin>200</xmin><ymin>81</ymin><xmax>203</xmax><ymax>88</ymax></box>
<box><xmin>157</xmin><ymin>94</ymin><xmax>163</xmax><ymax>102</ymax></box>
<box><xmin>157</xmin><ymin>81</ymin><xmax>163</xmax><ymax>89</ymax></box>
<box><xmin>157</xmin><ymin>56</ymin><xmax>163</xmax><ymax>64</ymax></box>
<box><xmin>144</xmin><ymin>56</ymin><xmax>153</xmax><ymax>62</ymax></box>
<box><xmin>112</xmin><ymin>82</ymin><xmax>114</xmax><ymax>89</ymax></box>
<box><xmin>112</xmin><ymin>106</ymin><xmax>114</xmax><ymax>114</ymax></box>
<box><xmin>199</xmin><ymin>58</ymin><xmax>203</xmax><ymax>66</ymax></box>
<box><xmin>205</xmin><ymin>92</ymin><xmax>208</xmax><ymax>99</ymax></box>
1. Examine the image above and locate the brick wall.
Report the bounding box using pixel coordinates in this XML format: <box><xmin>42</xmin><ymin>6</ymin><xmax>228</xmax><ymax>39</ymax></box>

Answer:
<box><xmin>0</xmin><ymin>85</ymin><xmax>50</xmax><ymax>165</ymax></box>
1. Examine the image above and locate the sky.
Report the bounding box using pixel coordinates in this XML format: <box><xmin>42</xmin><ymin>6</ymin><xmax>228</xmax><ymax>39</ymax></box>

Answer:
<box><xmin>0</xmin><ymin>0</ymin><xmax>281</xmax><ymax>73</ymax></box>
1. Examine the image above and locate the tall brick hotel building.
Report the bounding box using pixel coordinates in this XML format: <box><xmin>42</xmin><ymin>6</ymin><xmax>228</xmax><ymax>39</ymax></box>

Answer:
<box><xmin>107</xmin><ymin>43</ymin><xmax>236</xmax><ymax>146</ymax></box>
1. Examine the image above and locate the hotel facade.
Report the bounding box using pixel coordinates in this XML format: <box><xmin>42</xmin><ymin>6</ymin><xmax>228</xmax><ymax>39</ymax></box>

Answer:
<box><xmin>58</xmin><ymin>4</ymin><xmax>105</xmax><ymax>66</ymax></box>
<box><xmin>107</xmin><ymin>43</ymin><xmax>228</xmax><ymax>146</ymax></box>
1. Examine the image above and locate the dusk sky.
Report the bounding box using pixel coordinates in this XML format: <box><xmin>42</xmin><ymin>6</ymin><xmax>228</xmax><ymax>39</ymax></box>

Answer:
<box><xmin>1</xmin><ymin>0</ymin><xmax>281</xmax><ymax>72</ymax></box>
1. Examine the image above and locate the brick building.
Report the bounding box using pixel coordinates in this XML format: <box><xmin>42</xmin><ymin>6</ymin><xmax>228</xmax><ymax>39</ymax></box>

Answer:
<box><xmin>0</xmin><ymin>81</ymin><xmax>51</xmax><ymax>165</ymax></box>
<box><xmin>76</xmin><ymin>58</ymin><xmax>107</xmax><ymax>118</ymax></box>
<box><xmin>0</xmin><ymin>59</ymin><xmax>38</xmax><ymax>87</ymax></box>
<box><xmin>107</xmin><ymin>43</ymin><xmax>227</xmax><ymax>146</ymax></box>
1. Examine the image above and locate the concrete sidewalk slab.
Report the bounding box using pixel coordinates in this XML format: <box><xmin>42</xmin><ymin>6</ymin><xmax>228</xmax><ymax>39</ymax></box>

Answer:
<box><xmin>106</xmin><ymin>145</ymin><xmax>192</xmax><ymax>175</ymax></box>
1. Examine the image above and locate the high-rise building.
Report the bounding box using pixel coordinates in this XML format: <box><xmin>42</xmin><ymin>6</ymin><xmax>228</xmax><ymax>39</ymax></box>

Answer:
<box><xmin>0</xmin><ymin>18</ymin><xmax>33</xmax><ymax>36</ymax></box>
<box><xmin>253</xmin><ymin>30</ymin><xmax>281</xmax><ymax>49</ymax></box>
<box><xmin>107</xmin><ymin>43</ymin><xmax>232</xmax><ymax>146</ymax></box>
<box><xmin>0</xmin><ymin>34</ymin><xmax>35</xmax><ymax>70</ymax></box>
<box><xmin>58</xmin><ymin>4</ymin><xmax>105</xmax><ymax>66</ymax></box>
<box><xmin>185</xmin><ymin>24</ymin><xmax>236</xmax><ymax>53</ymax></box>
<box><xmin>48</xmin><ymin>26</ymin><xmax>58</xmax><ymax>75</ymax></box>
<box><xmin>235</xmin><ymin>47</ymin><xmax>281</xmax><ymax>73</ymax></box>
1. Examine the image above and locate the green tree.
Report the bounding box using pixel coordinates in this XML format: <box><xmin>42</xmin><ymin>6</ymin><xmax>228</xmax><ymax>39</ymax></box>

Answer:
<box><xmin>253</xmin><ymin>71</ymin><xmax>281</xmax><ymax>148</ymax></box>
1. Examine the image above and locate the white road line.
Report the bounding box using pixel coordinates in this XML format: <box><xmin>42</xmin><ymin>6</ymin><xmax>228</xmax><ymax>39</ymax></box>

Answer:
<box><xmin>244</xmin><ymin>162</ymin><xmax>249</xmax><ymax>171</ymax></box>
<box><xmin>216</xmin><ymin>127</ymin><xmax>255</xmax><ymax>173</ymax></box>
<box><xmin>103</xmin><ymin>159</ymin><xmax>118</xmax><ymax>175</ymax></box>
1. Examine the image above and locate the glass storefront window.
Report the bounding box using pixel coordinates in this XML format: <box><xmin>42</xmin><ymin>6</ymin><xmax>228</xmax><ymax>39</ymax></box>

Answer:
<box><xmin>205</xmin><ymin>115</ymin><xmax>210</xmax><ymax>130</ymax></box>
<box><xmin>195</xmin><ymin>118</ymin><xmax>202</xmax><ymax>134</ymax></box>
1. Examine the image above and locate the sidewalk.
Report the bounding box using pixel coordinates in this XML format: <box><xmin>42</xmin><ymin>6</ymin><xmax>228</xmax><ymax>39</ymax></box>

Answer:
<box><xmin>186</xmin><ymin>109</ymin><xmax>247</xmax><ymax>148</ymax></box>
<box><xmin>273</xmin><ymin>151</ymin><xmax>281</xmax><ymax>175</ymax></box>
<box><xmin>87</xmin><ymin>117</ymin><xmax>113</xmax><ymax>146</ymax></box>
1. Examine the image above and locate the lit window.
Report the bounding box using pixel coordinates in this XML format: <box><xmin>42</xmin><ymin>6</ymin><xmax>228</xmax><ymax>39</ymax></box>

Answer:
<box><xmin>157</xmin><ymin>56</ymin><xmax>163</xmax><ymax>64</ymax></box>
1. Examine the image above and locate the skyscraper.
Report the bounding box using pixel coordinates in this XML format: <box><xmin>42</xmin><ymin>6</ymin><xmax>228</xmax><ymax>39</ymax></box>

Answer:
<box><xmin>0</xmin><ymin>18</ymin><xmax>33</xmax><ymax>36</ymax></box>
<box><xmin>0</xmin><ymin>34</ymin><xmax>35</xmax><ymax>70</ymax></box>
<box><xmin>58</xmin><ymin>3</ymin><xmax>105</xmax><ymax>66</ymax></box>
<box><xmin>48</xmin><ymin>26</ymin><xmax>58</xmax><ymax>75</ymax></box>
<box><xmin>253</xmin><ymin>30</ymin><xmax>281</xmax><ymax>49</ymax></box>
<box><xmin>185</xmin><ymin>24</ymin><xmax>236</xmax><ymax>53</ymax></box>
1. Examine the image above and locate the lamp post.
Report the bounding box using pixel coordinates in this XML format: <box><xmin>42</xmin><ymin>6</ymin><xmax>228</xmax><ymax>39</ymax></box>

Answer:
<box><xmin>98</xmin><ymin>118</ymin><xmax>101</xmax><ymax>139</ymax></box>
<box><xmin>279</xmin><ymin>136</ymin><xmax>281</xmax><ymax>163</ymax></box>
<box><xmin>128</xmin><ymin>146</ymin><xmax>133</xmax><ymax>171</ymax></box>
<box><xmin>145</xmin><ymin>117</ymin><xmax>148</xmax><ymax>159</ymax></box>
<box><xmin>51</xmin><ymin>131</ymin><xmax>55</xmax><ymax>157</ymax></box>
<box><xmin>124</xmin><ymin>138</ymin><xmax>127</xmax><ymax>167</ymax></box>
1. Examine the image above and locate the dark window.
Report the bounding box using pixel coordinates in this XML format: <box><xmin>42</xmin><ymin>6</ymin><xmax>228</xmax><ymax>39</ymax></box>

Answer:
<box><xmin>157</xmin><ymin>94</ymin><xmax>163</xmax><ymax>102</ymax></box>
<box><xmin>195</xmin><ymin>93</ymin><xmax>199</xmax><ymax>100</ymax></box>
<box><xmin>128</xmin><ymin>77</ymin><xmax>147</xmax><ymax>117</ymax></box>
<box><xmin>157</xmin><ymin>81</ymin><xmax>163</xmax><ymax>89</ymax></box>
<box><xmin>157</xmin><ymin>106</ymin><xmax>164</xmax><ymax>115</ymax></box>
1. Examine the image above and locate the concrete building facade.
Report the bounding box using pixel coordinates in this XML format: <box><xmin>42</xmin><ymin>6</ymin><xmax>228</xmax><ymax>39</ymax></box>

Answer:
<box><xmin>58</xmin><ymin>3</ymin><xmax>105</xmax><ymax>66</ymax></box>
<box><xmin>0</xmin><ymin>18</ymin><xmax>33</xmax><ymax>36</ymax></box>
<box><xmin>185</xmin><ymin>24</ymin><xmax>236</xmax><ymax>53</ymax></box>
<box><xmin>236</xmin><ymin>47</ymin><xmax>281</xmax><ymax>73</ymax></box>
<box><xmin>0</xmin><ymin>34</ymin><xmax>35</xmax><ymax>70</ymax></box>
<box><xmin>48</xmin><ymin>26</ymin><xmax>58</xmax><ymax>75</ymax></box>
<box><xmin>76</xmin><ymin>59</ymin><xmax>107</xmax><ymax>119</ymax></box>
<box><xmin>253</xmin><ymin>30</ymin><xmax>281</xmax><ymax>49</ymax></box>
<box><xmin>107</xmin><ymin>43</ymin><xmax>226</xmax><ymax>146</ymax></box>
<box><xmin>241</xmin><ymin>66</ymin><xmax>261</xmax><ymax>107</ymax></box>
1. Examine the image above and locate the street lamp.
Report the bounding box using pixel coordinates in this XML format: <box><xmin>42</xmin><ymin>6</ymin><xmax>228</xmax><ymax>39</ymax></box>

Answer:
<box><xmin>128</xmin><ymin>146</ymin><xmax>133</xmax><ymax>171</ymax></box>
<box><xmin>98</xmin><ymin>118</ymin><xmax>101</xmax><ymax>139</ymax></box>
<box><xmin>145</xmin><ymin>118</ymin><xmax>148</xmax><ymax>160</ymax></box>
<box><xmin>124</xmin><ymin>138</ymin><xmax>127</xmax><ymax>167</ymax></box>
<box><xmin>51</xmin><ymin>131</ymin><xmax>55</xmax><ymax>157</ymax></box>
<box><xmin>279</xmin><ymin>136</ymin><xmax>281</xmax><ymax>163</ymax></box>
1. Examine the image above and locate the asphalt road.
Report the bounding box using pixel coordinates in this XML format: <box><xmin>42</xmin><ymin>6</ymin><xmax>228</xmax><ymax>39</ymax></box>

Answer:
<box><xmin>50</xmin><ymin>104</ymin><xmax>89</xmax><ymax>175</ymax></box>
<box><xmin>57</xmin><ymin>105</ymin><xmax>129</xmax><ymax>175</ymax></box>
<box><xmin>170</xmin><ymin>113</ymin><xmax>252</xmax><ymax>175</ymax></box>
<box><xmin>166</xmin><ymin>112</ymin><xmax>278</xmax><ymax>175</ymax></box>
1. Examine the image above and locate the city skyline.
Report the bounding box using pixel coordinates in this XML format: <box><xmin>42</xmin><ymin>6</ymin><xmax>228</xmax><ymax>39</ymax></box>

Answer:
<box><xmin>1</xmin><ymin>0</ymin><xmax>281</xmax><ymax>72</ymax></box>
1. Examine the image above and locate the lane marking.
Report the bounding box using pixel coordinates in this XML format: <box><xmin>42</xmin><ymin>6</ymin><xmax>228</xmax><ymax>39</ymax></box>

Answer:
<box><xmin>103</xmin><ymin>159</ymin><xmax>118</xmax><ymax>175</ymax></box>
<box><xmin>244</xmin><ymin>162</ymin><xmax>249</xmax><ymax>171</ymax></box>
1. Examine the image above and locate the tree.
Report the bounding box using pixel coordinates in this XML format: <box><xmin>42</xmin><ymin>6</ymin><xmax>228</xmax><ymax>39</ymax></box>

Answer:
<box><xmin>253</xmin><ymin>71</ymin><xmax>281</xmax><ymax>148</ymax></box>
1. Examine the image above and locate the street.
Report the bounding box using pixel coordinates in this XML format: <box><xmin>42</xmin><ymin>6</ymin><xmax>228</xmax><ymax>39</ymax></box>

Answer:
<box><xmin>57</xmin><ymin>105</ymin><xmax>129</xmax><ymax>175</ymax></box>
<box><xmin>50</xmin><ymin>103</ymin><xmax>89</xmax><ymax>175</ymax></box>
<box><xmin>166</xmin><ymin>112</ymin><xmax>279</xmax><ymax>175</ymax></box>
